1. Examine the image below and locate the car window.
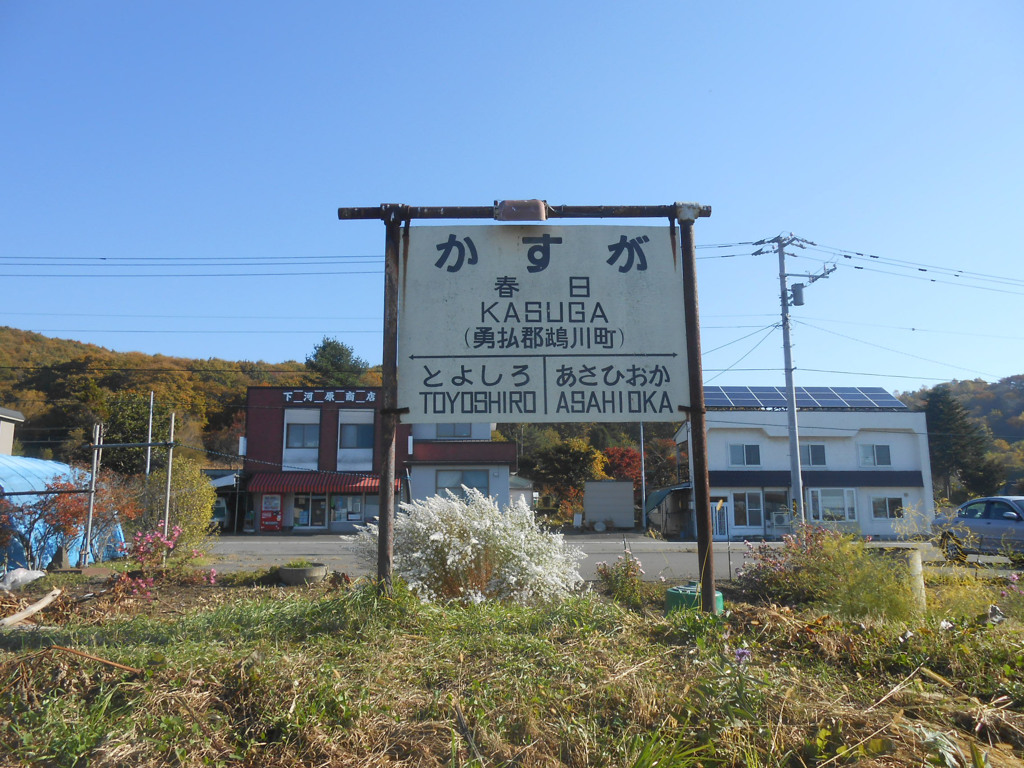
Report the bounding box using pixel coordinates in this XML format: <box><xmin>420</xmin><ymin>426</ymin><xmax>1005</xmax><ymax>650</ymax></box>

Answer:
<box><xmin>990</xmin><ymin>501</ymin><xmax>1022</xmax><ymax>520</ymax></box>
<box><xmin>958</xmin><ymin>502</ymin><xmax>987</xmax><ymax>519</ymax></box>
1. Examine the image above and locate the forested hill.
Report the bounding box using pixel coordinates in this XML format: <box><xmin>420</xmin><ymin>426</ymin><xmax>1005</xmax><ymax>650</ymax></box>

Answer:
<box><xmin>899</xmin><ymin>376</ymin><xmax>1024</xmax><ymax>495</ymax></box>
<box><xmin>4</xmin><ymin>325</ymin><xmax>1023</xmax><ymax>495</ymax></box>
<box><xmin>0</xmin><ymin>326</ymin><xmax>378</xmax><ymax>470</ymax></box>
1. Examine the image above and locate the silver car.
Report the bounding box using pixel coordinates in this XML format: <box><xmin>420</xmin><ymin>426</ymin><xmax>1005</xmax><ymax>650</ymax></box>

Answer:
<box><xmin>933</xmin><ymin>496</ymin><xmax>1024</xmax><ymax>564</ymax></box>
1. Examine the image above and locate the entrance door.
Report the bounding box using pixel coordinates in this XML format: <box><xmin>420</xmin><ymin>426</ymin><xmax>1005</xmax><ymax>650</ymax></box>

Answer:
<box><xmin>710</xmin><ymin>496</ymin><xmax>729</xmax><ymax>540</ymax></box>
<box><xmin>310</xmin><ymin>496</ymin><xmax>327</xmax><ymax>528</ymax></box>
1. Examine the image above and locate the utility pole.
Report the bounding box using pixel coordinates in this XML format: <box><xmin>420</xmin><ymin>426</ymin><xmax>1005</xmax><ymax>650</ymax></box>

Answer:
<box><xmin>777</xmin><ymin>236</ymin><xmax>804</xmax><ymax>523</ymax></box>
<box><xmin>754</xmin><ymin>234</ymin><xmax>835</xmax><ymax>524</ymax></box>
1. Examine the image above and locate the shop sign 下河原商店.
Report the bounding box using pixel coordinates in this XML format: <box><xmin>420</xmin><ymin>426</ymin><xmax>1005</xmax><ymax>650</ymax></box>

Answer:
<box><xmin>397</xmin><ymin>225</ymin><xmax>690</xmax><ymax>424</ymax></box>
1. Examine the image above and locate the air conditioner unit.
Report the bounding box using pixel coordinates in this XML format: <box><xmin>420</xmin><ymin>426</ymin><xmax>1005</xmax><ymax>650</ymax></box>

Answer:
<box><xmin>773</xmin><ymin>512</ymin><xmax>790</xmax><ymax>527</ymax></box>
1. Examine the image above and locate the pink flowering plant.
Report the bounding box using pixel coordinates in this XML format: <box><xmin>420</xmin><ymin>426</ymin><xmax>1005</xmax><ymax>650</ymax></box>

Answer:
<box><xmin>595</xmin><ymin>546</ymin><xmax>659</xmax><ymax>610</ymax></box>
<box><xmin>1000</xmin><ymin>571</ymin><xmax>1024</xmax><ymax>620</ymax></box>
<box><xmin>124</xmin><ymin>526</ymin><xmax>184</xmax><ymax>570</ymax></box>
<box><xmin>116</xmin><ymin>525</ymin><xmax>216</xmax><ymax>592</ymax></box>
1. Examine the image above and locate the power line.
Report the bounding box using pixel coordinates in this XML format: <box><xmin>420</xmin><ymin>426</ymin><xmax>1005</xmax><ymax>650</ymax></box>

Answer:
<box><xmin>2</xmin><ymin>311</ymin><xmax>379</xmax><ymax>321</ymax></box>
<box><xmin>705</xmin><ymin>326</ymin><xmax>779</xmax><ymax>384</ymax></box>
<box><xmin>2</xmin><ymin>269</ymin><xmax>384</xmax><ymax>279</ymax></box>
<box><xmin>790</xmin><ymin>317</ymin><xmax>999</xmax><ymax>380</ymax></box>
<box><xmin>807</xmin><ymin>242</ymin><xmax>1024</xmax><ymax>287</ymax></box>
<box><xmin>702</xmin><ymin>324</ymin><xmax>779</xmax><ymax>355</ymax></box>
<box><xmin>11</xmin><ymin>328</ymin><xmax>378</xmax><ymax>335</ymax></box>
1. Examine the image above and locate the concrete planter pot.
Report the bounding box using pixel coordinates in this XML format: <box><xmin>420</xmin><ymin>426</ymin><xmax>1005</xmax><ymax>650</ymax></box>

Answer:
<box><xmin>278</xmin><ymin>563</ymin><xmax>328</xmax><ymax>586</ymax></box>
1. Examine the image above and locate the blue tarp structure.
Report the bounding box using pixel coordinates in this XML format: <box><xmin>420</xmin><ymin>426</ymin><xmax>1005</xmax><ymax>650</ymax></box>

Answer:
<box><xmin>0</xmin><ymin>455</ymin><xmax>125</xmax><ymax>570</ymax></box>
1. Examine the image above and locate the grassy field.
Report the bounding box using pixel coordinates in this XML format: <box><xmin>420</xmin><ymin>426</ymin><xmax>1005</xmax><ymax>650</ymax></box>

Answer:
<box><xmin>1</xmin><ymin>566</ymin><xmax>1023</xmax><ymax>767</ymax></box>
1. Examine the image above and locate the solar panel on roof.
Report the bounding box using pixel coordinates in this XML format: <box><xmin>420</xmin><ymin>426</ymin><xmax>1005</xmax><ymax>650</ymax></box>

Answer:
<box><xmin>702</xmin><ymin>385</ymin><xmax>907</xmax><ymax>410</ymax></box>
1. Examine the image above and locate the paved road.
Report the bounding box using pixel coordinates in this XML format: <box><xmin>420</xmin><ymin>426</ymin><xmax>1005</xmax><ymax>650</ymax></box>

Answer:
<box><xmin>208</xmin><ymin>532</ymin><xmax>964</xmax><ymax>582</ymax></box>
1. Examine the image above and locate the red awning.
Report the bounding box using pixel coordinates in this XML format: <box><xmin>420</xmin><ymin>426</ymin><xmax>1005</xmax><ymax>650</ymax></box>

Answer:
<box><xmin>246</xmin><ymin>472</ymin><xmax>380</xmax><ymax>495</ymax></box>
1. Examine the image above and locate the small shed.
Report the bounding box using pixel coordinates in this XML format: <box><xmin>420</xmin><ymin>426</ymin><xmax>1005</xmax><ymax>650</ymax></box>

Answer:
<box><xmin>508</xmin><ymin>474</ymin><xmax>535</xmax><ymax>509</ymax></box>
<box><xmin>583</xmin><ymin>480</ymin><xmax>635</xmax><ymax>530</ymax></box>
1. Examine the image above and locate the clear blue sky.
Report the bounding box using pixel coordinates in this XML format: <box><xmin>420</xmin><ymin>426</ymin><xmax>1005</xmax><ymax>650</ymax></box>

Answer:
<box><xmin>2</xmin><ymin>1</ymin><xmax>1021</xmax><ymax>397</ymax></box>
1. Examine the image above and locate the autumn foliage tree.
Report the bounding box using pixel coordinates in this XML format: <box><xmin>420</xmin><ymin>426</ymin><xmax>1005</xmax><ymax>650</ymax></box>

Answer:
<box><xmin>532</xmin><ymin>438</ymin><xmax>609</xmax><ymax>521</ymax></box>
<box><xmin>0</xmin><ymin>472</ymin><xmax>140</xmax><ymax>569</ymax></box>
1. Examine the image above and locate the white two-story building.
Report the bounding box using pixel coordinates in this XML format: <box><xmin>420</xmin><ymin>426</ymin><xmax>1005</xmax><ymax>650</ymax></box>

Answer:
<box><xmin>660</xmin><ymin>386</ymin><xmax>933</xmax><ymax>540</ymax></box>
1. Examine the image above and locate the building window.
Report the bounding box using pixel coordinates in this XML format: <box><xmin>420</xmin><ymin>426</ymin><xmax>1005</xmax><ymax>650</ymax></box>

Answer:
<box><xmin>436</xmin><ymin>423</ymin><xmax>472</xmax><ymax>438</ymax></box>
<box><xmin>436</xmin><ymin>469</ymin><xmax>489</xmax><ymax>498</ymax></box>
<box><xmin>331</xmin><ymin>494</ymin><xmax>364</xmax><ymax>523</ymax></box>
<box><xmin>340</xmin><ymin>423</ymin><xmax>374</xmax><ymax>449</ymax></box>
<box><xmin>293</xmin><ymin>494</ymin><xmax>327</xmax><ymax>527</ymax></box>
<box><xmin>859</xmin><ymin>444</ymin><xmax>891</xmax><ymax>467</ymax></box>
<box><xmin>286</xmin><ymin>423</ymin><xmax>319</xmax><ymax>449</ymax></box>
<box><xmin>872</xmin><ymin>497</ymin><xmax>904</xmax><ymax>519</ymax></box>
<box><xmin>808</xmin><ymin>488</ymin><xmax>856</xmax><ymax>522</ymax></box>
<box><xmin>732</xmin><ymin>492</ymin><xmax>763</xmax><ymax>527</ymax></box>
<box><xmin>799</xmin><ymin>443</ymin><xmax>826</xmax><ymax>466</ymax></box>
<box><xmin>729</xmin><ymin>444</ymin><xmax>761</xmax><ymax>467</ymax></box>
<box><xmin>764</xmin><ymin>490</ymin><xmax>791</xmax><ymax>525</ymax></box>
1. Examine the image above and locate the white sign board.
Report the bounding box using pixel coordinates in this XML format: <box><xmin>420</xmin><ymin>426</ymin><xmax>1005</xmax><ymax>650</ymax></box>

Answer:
<box><xmin>398</xmin><ymin>225</ymin><xmax>689</xmax><ymax>423</ymax></box>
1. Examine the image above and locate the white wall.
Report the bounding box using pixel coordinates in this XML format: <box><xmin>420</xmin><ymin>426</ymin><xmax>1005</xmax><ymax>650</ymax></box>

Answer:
<box><xmin>677</xmin><ymin>410</ymin><xmax>934</xmax><ymax>538</ymax></box>
<box><xmin>0</xmin><ymin>421</ymin><xmax>15</xmax><ymax>455</ymax></box>
<box><xmin>407</xmin><ymin>464</ymin><xmax>511</xmax><ymax>508</ymax></box>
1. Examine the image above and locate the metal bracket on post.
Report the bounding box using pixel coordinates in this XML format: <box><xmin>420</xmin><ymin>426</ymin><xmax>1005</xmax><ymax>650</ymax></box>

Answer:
<box><xmin>673</xmin><ymin>202</ymin><xmax>705</xmax><ymax>222</ymax></box>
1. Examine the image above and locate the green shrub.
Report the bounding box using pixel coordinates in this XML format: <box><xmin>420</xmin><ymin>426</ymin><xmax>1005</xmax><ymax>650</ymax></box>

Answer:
<box><xmin>737</xmin><ymin>524</ymin><xmax>920</xmax><ymax>620</ymax></box>
<box><xmin>595</xmin><ymin>548</ymin><xmax>660</xmax><ymax>610</ymax></box>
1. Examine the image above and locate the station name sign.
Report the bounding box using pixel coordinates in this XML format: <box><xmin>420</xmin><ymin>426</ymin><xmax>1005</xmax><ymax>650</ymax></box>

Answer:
<box><xmin>397</xmin><ymin>225</ymin><xmax>690</xmax><ymax>423</ymax></box>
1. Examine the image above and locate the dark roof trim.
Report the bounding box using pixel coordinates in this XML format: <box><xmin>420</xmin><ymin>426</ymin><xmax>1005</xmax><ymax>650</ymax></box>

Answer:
<box><xmin>709</xmin><ymin>470</ymin><xmax>925</xmax><ymax>488</ymax></box>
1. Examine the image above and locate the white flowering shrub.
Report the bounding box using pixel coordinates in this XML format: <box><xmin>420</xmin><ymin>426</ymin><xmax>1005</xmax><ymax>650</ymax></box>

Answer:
<box><xmin>357</xmin><ymin>488</ymin><xmax>585</xmax><ymax>605</ymax></box>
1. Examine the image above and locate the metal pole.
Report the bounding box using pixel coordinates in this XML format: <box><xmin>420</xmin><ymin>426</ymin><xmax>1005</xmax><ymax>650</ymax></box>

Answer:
<box><xmin>79</xmin><ymin>423</ymin><xmax>101</xmax><ymax>567</ymax></box>
<box><xmin>377</xmin><ymin>205</ymin><xmax>405</xmax><ymax>592</ymax></box>
<box><xmin>680</xmin><ymin>216</ymin><xmax>716</xmax><ymax>612</ymax></box>
<box><xmin>778</xmin><ymin>239</ymin><xmax>805</xmax><ymax>523</ymax></box>
<box><xmin>234</xmin><ymin>473</ymin><xmax>242</xmax><ymax>534</ymax></box>
<box><xmin>163</xmin><ymin>413</ymin><xmax>175</xmax><ymax>537</ymax></box>
<box><xmin>639</xmin><ymin>421</ymin><xmax>647</xmax><ymax>529</ymax></box>
<box><xmin>145</xmin><ymin>391</ymin><xmax>154</xmax><ymax>476</ymax></box>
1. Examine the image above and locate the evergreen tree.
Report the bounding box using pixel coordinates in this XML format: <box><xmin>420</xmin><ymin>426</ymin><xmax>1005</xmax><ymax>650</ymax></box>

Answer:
<box><xmin>925</xmin><ymin>385</ymin><xmax>1003</xmax><ymax>500</ymax></box>
<box><xmin>304</xmin><ymin>337</ymin><xmax>369</xmax><ymax>386</ymax></box>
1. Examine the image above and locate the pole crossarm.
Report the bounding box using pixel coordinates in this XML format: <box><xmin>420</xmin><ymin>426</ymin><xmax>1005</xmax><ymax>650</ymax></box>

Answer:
<box><xmin>338</xmin><ymin>201</ymin><xmax>712</xmax><ymax>222</ymax></box>
<box><xmin>0</xmin><ymin>489</ymin><xmax>91</xmax><ymax>497</ymax></box>
<box><xmin>91</xmin><ymin>441</ymin><xmax>175</xmax><ymax>450</ymax></box>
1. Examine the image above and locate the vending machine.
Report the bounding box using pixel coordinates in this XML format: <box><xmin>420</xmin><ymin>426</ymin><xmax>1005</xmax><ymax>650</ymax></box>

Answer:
<box><xmin>259</xmin><ymin>494</ymin><xmax>283</xmax><ymax>532</ymax></box>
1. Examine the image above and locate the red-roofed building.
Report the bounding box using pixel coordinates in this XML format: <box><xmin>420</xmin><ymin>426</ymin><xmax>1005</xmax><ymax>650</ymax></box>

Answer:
<box><xmin>243</xmin><ymin>386</ymin><xmax>516</xmax><ymax>533</ymax></box>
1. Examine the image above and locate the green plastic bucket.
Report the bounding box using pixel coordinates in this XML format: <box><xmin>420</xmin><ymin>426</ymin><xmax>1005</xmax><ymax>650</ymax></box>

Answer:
<box><xmin>665</xmin><ymin>584</ymin><xmax>724</xmax><ymax>614</ymax></box>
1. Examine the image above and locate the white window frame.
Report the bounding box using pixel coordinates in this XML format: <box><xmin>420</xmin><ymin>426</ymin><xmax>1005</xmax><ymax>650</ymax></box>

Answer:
<box><xmin>871</xmin><ymin>496</ymin><xmax>904</xmax><ymax>519</ymax></box>
<box><xmin>731</xmin><ymin>491</ymin><xmax>763</xmax><ymax>527</ymax></box>
<box><xmin>339</xmin><ymin>422</ymin><xmax>374</xmax><ymax>449</ymax></box>
<box><xmin>285</xmin><ymin>423</ymin><xmax>319</xmax><ymax>449</ymax></box>
<box><xmin>799</xmin><ymin>443</ymin><xmax>826</xmax><ymax>467</ymax></box>
<box><xmin>808</xmin><ymin>488</ymin><xmax>857</xmax><ymax>522</ymax></box>
<box><xmin>859</xmin><ymin>443</ymin><xmax>891</xmax><ymax>467</ymax></box>
<box><xmin>436</xmin><ymin>469</ymin><xmax>490</xmax><ymax>498</ymax></box>
<box><xmin>436</xmin><ymin>423</ymin><xmax>472</xmax><ymax>439</ymax></box>
<box><xmin>729</xmin><ymin>443</ymin><xmax>761</xmax><ymax>467</ymax></box>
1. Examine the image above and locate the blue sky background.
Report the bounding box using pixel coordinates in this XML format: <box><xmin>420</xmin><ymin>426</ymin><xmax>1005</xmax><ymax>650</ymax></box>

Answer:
<box><xmin>1</xmin><ymin>1</ymin><xmax>1021</xmax><ymax>396</ymax></box>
